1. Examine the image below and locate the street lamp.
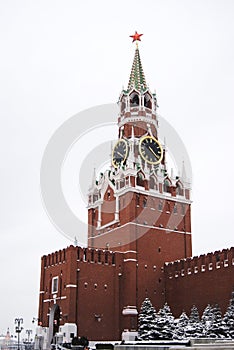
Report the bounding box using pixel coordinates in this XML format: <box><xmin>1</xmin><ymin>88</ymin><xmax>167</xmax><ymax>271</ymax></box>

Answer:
<box><xmin>15</xmin><ymin>318</ymin><xmax>23</xmax><ymax>350</ymax></box>
<box><xmin>26</xmin><ymin>329</ymin><xmax>32</xmax><ymax>343</ymax></box>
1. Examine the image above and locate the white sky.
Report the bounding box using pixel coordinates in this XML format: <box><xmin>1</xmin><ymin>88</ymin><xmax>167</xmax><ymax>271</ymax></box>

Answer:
<box><xmin>1</xmin><ymin>0</ymin><xmax>234</xmax><ymax>338</ymax></box>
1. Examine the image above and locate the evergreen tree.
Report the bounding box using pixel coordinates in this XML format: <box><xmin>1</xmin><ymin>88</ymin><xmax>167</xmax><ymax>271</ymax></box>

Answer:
<box><xmin>201</xmin><ymin>304</ymin><xmax>213</xmax><ymax>332</ymax></box>
<box><xmin>189</xmin><ymin>305</ymin><xmax>200</xmax><ymax>323</ymax></box>
<box><xmin>205</xmin><ymin>304</ymin><xmax>227</xmax><ymax>338</ymax></box>
<box><xmin>185</xmin><ymin>305</ymin><xmax>203</xmax><ymax>338</ymax></box>
<box><xmin>155</xmin><ymin>303</ymin><xmax>175</xmax><ymax>340</ymax></box>
<box><xmin>138</xmin><ymin>298</ymin><xmax>158</xmax><ymax>340</ymax></box>
<box><xmin>223</xmin><ymin>291</ymin><xmax>234</xmax><ymax>338</ymax></box>
<box><xmin>173</xmin><ymin>311</ymin><xmax>189</xmax><ymax>339</ymax></box>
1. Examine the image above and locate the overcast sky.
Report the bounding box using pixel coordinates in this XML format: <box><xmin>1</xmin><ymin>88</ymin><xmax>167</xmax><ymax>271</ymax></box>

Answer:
<box><xmin>1</xmin><ymin>0</ymin><xmax>234</xmax><ymax>338</ymax></box>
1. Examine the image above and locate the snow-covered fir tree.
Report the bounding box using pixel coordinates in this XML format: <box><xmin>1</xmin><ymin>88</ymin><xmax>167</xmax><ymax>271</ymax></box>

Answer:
<box><xmin>173</xmin><ymin>311</ymin><xmax>189</xmax><ymax>339</ymax></box>
<box><xmin>189</xmin><ymin>305</ymin><xmax>200</xmax><ymax>323</ymax></box>
<box><xmin>155</xmin><ymin>303</ymin><xmax>175</xmax><ymax>340</ymax></box>
<box><xmin>223</xmin><ymin>292</ymin><xmax>234</xmax><ymax>338</ymax></box>
<box><xmin>205</xmin><ymin>304</ymin><xmax>227</xmax><ymax>338</ymax></box>
<box><xmin>137</xmin><ymin>297</ymin><xmax>234</xmax><ymax>340</ymax></box>
<box><xmin>201</xmin><ymin>304</ymin><xmax>213</xmax><ymax>331</ymax></box>
<box><xmin>138</xmin><ymin>298</ymin><xmax>158</xmax><ymax>340</ymax></box>
<box><xmin>184</xmin><ymin>305</ymin><xmax>203</xmax><ymax>338</ymax></box>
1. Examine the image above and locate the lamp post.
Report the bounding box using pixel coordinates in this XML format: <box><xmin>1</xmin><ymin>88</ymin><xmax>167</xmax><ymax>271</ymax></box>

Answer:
<box><xmin>15</xmin><ymin>318</ymin><xmax>23</xmax><ymax>350</ymax></box>
<box><xmin>26</xmin><ymin>329</ymin><xmax>32</xmax><ymax>343</ymax></box>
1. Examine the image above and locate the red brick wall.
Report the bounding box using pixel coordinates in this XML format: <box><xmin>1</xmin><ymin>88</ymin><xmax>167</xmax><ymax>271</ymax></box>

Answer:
<box><xmin>88</xmin><ymin>189</ymin><xmax>191</xmax><ymax>248</ymax></box>
<box><xmin>39</xmin><ymin>246</ymin><xmax>132</xmax><ymax>340</ymax></box>
<box><xmin>76</xmin><ymin>257</ymin><xmax>121</xmax><ymax>339</ymax></box>
<box><xmin>39</xmin><ymin>188</ymin><xmax>192</xmax><ymax>340</ymax></box>
<box><xmin>164</xmin><ymin>247</ymin><xmax>234</xmax><ymax>317</ymax></box>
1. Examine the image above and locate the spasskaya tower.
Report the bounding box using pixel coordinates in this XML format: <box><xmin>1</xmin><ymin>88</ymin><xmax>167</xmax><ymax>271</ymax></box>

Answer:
<box><xmin>87</xmin><ymin>32</ymin><xmax>192</xmax><ymax>259</ymax></box>
<box><xmin>38</xmin><ymin>32</ymin><xmax>193</xmax><ymax>343</ymax></box>
<box><xmin>38</xmin><ymin>33</ymin><xmax>234</xmax><ymax>343</ymax></box>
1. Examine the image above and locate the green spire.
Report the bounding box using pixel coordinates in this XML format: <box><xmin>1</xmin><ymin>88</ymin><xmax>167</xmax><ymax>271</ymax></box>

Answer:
<box><xmin>127</xmin><ymin>44</ymin><xmax>147</xmax><ymax>92</ymax></box>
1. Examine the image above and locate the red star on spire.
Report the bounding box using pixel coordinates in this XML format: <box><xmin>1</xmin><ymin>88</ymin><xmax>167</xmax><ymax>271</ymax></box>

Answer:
<box><xmin>130</xmin><ymin>31</ymin><xmax>143</xmax><ymax>43</ymax></box>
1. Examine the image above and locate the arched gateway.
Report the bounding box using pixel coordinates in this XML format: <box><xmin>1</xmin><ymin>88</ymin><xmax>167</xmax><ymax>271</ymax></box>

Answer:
<box><xmin>48</xmin><ymin>304</ymin><xmax>60</xmax><ymax>345</ymax></box>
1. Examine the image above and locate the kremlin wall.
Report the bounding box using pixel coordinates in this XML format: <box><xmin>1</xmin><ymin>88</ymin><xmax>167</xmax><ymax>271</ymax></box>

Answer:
<box><xmin>165</xmin><ymin>247</ymin><xmax>234</xmax><ymax>317</ymax></box>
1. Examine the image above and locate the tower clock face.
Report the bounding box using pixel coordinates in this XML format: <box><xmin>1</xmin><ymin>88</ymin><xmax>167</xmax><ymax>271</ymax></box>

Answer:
<box><xmin>139</xmin><ymin>136</ymin><xmax>163</xmax><ymax>165</ymax></box>
<box><xmin>112</xmin><ymin>139</ymin><xmax>129</xmax><ymax>168</ymax></box>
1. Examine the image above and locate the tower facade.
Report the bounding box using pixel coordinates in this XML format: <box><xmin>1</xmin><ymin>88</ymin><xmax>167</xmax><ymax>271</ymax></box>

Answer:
<box><xmin>87</xmin><ymin>41</ymin><xmax>192</xmax><ymax>256</ymax></box>
<box><xmin>84</xmin><ymin>36</ymin><xmax>192</xmax><ymax>335</ymax></box>
<box><xmin>39</xmin><ymin>34</ymin><xmax>234</xmax><ymax>343</ymax></box>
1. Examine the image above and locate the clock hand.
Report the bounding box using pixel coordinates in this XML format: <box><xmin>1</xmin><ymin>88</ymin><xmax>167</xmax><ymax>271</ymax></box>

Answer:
<box><xmin>149</xmin><ymin>146</ymin><xmax>160</xmax><ymax>159</ymax></box>
<box><xmin>117</xmin><ymin>151</ymin><xmax>123</xmax><ymax>157</ymax></box>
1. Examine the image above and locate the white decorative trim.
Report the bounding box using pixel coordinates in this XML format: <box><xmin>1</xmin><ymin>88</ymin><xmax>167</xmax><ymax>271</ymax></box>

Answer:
<box><xmin>118</xmin><ymin>116</ymin><xmax>157</xmax><ymax>129</ymax></box>
<box><xmin>123</xmin><ymin>250</ymin><xmax>137</xmax><ymax>254</ymax></box>
<box><xmin>87</xmin><ymin>199</ymin><xmax>103</xmax><ymax>209</ymax></box>
<box><xmin>43</xmin><ymin>296</ymin><xmax>67</xmax><ymax>303</ymax></box>
<box><xmin>66</xmin><ymin>284</ymin><xmax>77</xmax><ymax>288</ymax></box>
<box><xmin>115</xmin><ymin>186</ymin><xmax>192</xmax><ymax>204</ymax></box>
<box><xmin>124</xmin><ymin>259</ymin><xmax>137</xmax><ymax>262</ymax></box>
<box><xmin>111</xmin><ymin>250</ymin><xmax>137</xmax><ymax>254</ymax></box>
<box><xmin>96</xmin><ymin>219</ymin><xmax>119</xmax><ymax>231</ymax></box>
<box><xmin>88</xmin><ymin>221</ymin><xmax>191</xmax><ymax>241</ymax></box>
<box><xmin>40</xmin><ymin>291</ymin><xmax>45</xmax><ymax>294</ymax></box>
<box><xmin>122</xmin><ymin>306</ymin><xmax>138</xmax><ymax>316</ymax></box>
<box><xmin>97</xmin><ymin>204</ymin><xmax>102</xmax><ymax>227</ymax></box>
<box><xmin>115</xmin><ymin>194</ymin><xmax>119</xmax><ymax>221</ymax></box>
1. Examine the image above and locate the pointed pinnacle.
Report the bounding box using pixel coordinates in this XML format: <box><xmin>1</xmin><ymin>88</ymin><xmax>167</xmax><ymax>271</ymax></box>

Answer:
<box><xmin>181</xmin><ymin>160</ymin><xmax>187</xmax><ymax>182</ymax></box>
<box><xmin>128</xmin><ymin>46</ymin><xmax>147</xmax><ymax>91</ymax></box>
<box><xmin>92</xmin><ymin>167</ymin><xmax>96</xmax><ymax>186</ymax></box>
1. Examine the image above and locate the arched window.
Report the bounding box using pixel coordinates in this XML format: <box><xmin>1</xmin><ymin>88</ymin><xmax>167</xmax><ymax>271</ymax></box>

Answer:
<box><xmin>176</xmin><ymin>182</ymin><xmax>184</xmax><ymax>196</ymax></box>
<box><xmin>149</xmin><ymin>176</ymin><xmax>158</xmax><ymax>190</ymax></box>
<box><xmin>93</xmin><ymin>193</ymin><xmax>98</xmax><ymax>202</ymax></box>
<box><xmin>120</xmin><ymin>178</ymin><xmax>125</xmax><ymax>188</ymax></box>
<box><xmin>163</xmin><ymin>179</ymin><xmax>171</xmax><ymax>193</ymax></box>
<box><xmin>130</xmin><ymin>93</ymin><xmax>139</xmax><ymax>107</ymax></box>
<box><xmin>137</xmin><ymin>172</ymin><xmax>144</xmax><ymax>187</ymax></box>
<box><xmin>77</xmin><ymin>248</ymin><xmax>80</xmax><ymax>260</ymax></box>
<box><xmin>91</xmin><ymin>249</ymin><xmax>94</xmax><ymax>262</ymax></box>
<box><xmin>105</xmin><ymin>252</ymin><xmax>108</xmax><ymax>264</ymax></box>
<box><xmin>144</xmin><ymin>93</ymin><xmax>152</xmax><ymax>108</ymax></box>
<box><xmin>83</xmin><ymin>248</ymin><xmax>87</xmax><ymax>262</ymax></box>
<box><xmin>121</xmin><ymin>97</ymin><xmax>126</xmax><ymax>112</ymax></box>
